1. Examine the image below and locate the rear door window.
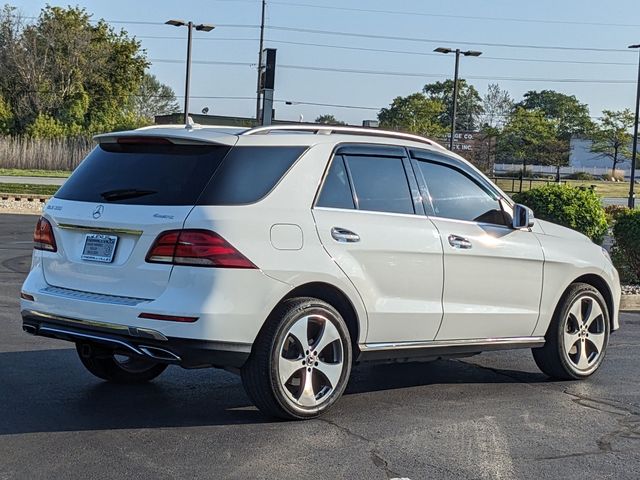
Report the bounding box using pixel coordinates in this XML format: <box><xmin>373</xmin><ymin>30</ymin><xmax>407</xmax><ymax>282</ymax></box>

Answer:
<box><xmin>344</xmin><ymin>155</ymin><xmax>414</xmax><ymax>215</ymax></box>
<box><xmin>316</xmin><ymin>156</ymin><xmax>355</xmax><ymax>209</ymax></box>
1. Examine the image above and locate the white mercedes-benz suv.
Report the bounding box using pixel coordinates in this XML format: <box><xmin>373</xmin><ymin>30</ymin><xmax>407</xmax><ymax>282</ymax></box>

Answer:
<box><xmin>21</xmin><ymin>124</ymin><xmax>621</xmax><ymax>419</ymax></box>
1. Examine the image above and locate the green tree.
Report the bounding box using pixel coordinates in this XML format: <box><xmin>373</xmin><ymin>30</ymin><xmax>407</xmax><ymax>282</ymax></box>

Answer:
<box><xmin>0</xmin><ymin>5</ymin><xmax>148</xmax><ymax>135</ymax></box>
<box><xmin>0</xmin><ymin>93</ymin><xmax>12</xmax><ymax>134</ymax></box>
<box><xmin>515</xmin><ymin>90</ymin><xmax>593</xmax><ymax>139</ymax></box>
<box><xmin>590</xmin><ymin>109</ymin><xmax>634</xmax><ymax>176</ymax></box>
<box><xmin>423</xmin><ymin>79</ymin><xmax>484</xmax><ymax>131</ymax></box>
<box><xmin>131</xmin><ymin>73</ymin><xmax>180</xmax><ymax>121</ymax></box>
<box><xmin>378</xmin><ymin>93</ymin><xmax>447</xmax><ymax>138</ymax></box>
<box><xmin>498</xmin><ymin>108</ymin><xmax>559</xmax><ymax>170</ymax></box>
<box><xmin>315</xmin><ymin>114</ymin><xmax>346</xmax><ymax>125</ymax></box>
<box><xmin>480</xmin><ymin>83</ymin><xmax>513</xmax><ymax>130</ymax></box>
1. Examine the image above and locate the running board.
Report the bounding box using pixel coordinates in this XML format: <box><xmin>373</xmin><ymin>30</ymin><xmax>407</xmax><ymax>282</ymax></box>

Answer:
<box><xmin>357</xmin><ymin>336</ymin><xmax>545</xmax><ymax>362</ymax></box>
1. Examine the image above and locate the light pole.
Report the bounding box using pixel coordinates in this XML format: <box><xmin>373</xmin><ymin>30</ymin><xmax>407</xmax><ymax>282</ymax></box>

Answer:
<box><xmin>434</xmin><ymin>47</ymin><xmax>482</xmax><ymax>150</ymax></box>
<box><xmin>629</xmin><ymin>43</ymin><xmax>640</xmax><ymax>209</ymax></box>
<box><xmin>166</xmin><ymin>19</ymin><xmax>215</xmax><ymax>124</ymax></box>
<box><xmin>255</xmin><ymin>0</ymin><xmax>267</xmax><ymax>123</ymax></box>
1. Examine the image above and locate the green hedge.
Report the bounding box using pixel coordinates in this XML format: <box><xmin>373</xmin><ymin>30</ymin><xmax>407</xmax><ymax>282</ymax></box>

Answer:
<box><xmin>512</xmin><ymin>184</ymin><xmax>608</xmax><ymax>244</ymax></box>
<box><xmin>612</xmin><ymin>209</ymin><xmax>640</xmax><ymax>284</ymax></box>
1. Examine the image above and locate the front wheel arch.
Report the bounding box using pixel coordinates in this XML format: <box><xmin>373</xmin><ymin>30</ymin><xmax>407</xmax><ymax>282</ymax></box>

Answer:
<box><xmin>570</xmin><ymin>274</ymin><xmax>614</xmax><ymax>333</ymax></box>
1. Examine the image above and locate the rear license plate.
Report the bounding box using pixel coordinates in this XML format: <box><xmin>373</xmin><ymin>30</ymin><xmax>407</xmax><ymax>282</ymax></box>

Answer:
<box><xmin>81</xmin><ymin>234</ymin><xmax>118</xmax><ymax>263</ymax></box>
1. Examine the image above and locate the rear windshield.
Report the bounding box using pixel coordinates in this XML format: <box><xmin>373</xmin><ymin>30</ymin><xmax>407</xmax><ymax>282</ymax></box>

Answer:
<box><xmin>55</xmin><ymin>143</ymin><xmax>306</xmax><ymax>206</ymax></box>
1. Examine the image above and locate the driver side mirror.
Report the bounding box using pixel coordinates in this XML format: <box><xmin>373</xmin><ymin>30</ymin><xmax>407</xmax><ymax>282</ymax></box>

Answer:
<box><xmin>513</xmin><ymin>203</ymin><xmax>534</xmax><ymax>229</ymax></box>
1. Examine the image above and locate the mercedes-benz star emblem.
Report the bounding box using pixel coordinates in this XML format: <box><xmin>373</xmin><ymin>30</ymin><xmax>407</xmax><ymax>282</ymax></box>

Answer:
<box><xmin>92</xmin><ymin>205</ymin><xmax>104</xmax><ymax>219</ymax></box>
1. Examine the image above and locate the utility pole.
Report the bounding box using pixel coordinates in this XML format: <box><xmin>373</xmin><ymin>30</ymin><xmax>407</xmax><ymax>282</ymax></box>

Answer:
<box><xmin>255</xmin><ymin>0</ymin><xmax>266</xmax><ymax>124</ymax></box>
<box><xmin>629</xmin><ymin>43</ymin><xmax>640</xmax><ymax>209</ymax></box>
<box><xmin>260</xmin><ymin>48</ymin><xmax>277</xmax><ymax>126</ymax></box>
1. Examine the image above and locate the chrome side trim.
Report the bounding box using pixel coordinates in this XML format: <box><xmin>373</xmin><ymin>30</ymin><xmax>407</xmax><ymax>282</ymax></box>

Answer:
<box><xmin>57</xmin><ymin>223</ymin><xmax>143</xmax><ymax>236</ymax></box>
<box><xmin>360</xmin><ymin>336</ymin><xmax>545</xmax><ymax>352</ymax></box>
<box><xmin>22</xmin><ymin>310</ymin><xmax>168</xmax><ymax>342</ymax></box>
<box><xmin>41</xmin><ymin>286</ymin><xmax>151</xmax><ymax>306</ymax></box>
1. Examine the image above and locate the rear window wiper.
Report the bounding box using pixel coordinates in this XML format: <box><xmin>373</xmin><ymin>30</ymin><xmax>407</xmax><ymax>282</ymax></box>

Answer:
<box><xmin>100</xmin><ymin>188</ymin><xmax>158</xmax><ymax>201</ymax></box>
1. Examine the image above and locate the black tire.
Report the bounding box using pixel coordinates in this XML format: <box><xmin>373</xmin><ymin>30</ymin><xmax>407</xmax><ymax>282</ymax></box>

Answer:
<box><xmin>532</xmin><ymin>282</ymin><xmax>610</xmax><ymax>380</ymax></box>
<box><xmin>75</xmin><ymin>342</ymin><xmax>168</xmax><ymax>384</ymax></box>
<box><xmin>241</xmin><ymin>297</ymin><xmax>353</xmax><ymax>420</ymax></box>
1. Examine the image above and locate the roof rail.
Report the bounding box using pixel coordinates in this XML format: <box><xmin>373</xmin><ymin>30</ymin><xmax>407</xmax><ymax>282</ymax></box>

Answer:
<box><xmin>242</xmin><ymin>124</ymin><xmax>441</xmax><ymax>148</ymax></box>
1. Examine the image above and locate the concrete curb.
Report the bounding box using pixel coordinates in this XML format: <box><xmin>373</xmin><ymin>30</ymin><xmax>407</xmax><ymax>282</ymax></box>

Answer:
<box><xmin>0</xmin><ymin>193</ymin><xmax>50</xmax><ymax>203</ymax></box>
<box><xmin>621</xmin><ymin>294</ymin><xmax>640</xmax><ymax>312</ymax></box>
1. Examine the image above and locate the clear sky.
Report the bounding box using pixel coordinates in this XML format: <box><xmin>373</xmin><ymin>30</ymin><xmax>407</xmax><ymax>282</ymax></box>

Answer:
<box><xmin>12</xmin><ymin>0</ymin><xmax>640</xmax><ymax>125</ymax></box>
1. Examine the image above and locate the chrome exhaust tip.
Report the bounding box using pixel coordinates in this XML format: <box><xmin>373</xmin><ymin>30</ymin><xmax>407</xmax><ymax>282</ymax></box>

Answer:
<box><xmin>139</xmin><ymin>345</ymin><xmax>181</xmax><ymax>363</ymax></box>
<box><xmin>22</xmin><ymin>324</ymin><xmax>37</xmax><ymax>335</ymax></box>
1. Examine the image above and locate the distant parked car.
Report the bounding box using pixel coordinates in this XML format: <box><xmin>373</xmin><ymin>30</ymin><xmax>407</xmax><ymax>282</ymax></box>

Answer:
<box><xmin>21</xmin><ymin>124</ymin><xmax>620</xmax><ymax>419</ymax></box>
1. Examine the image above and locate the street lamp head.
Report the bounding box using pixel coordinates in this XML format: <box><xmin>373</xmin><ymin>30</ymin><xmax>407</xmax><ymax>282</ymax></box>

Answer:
<box><xmin>463</xmin><ymin>50</ymin><xmax>483</xmax><ymax>57</ymax></box>
<box><xmin>165</xmin><ymin>19</ymin><xmax>186</xmax><ymax>27</ymax></box>
<box><xmin>629</xmin><ymin>44</ymin><xmax>640</xmax><ymax>49</ymax></box>
<box><xmin>195</xmin><ymin>24</ymin><xmax>215</xmax><ymax>32</ymax></box>
<box><xmin>434</xmin><ymin>47</ymin><xmax>453</xmax><ymax>54</ymax></box>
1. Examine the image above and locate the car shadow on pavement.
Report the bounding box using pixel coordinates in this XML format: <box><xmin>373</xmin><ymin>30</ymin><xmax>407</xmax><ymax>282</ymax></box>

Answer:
<box><xmin>345</xmin><ymin>356</ymin><xmax>548</xmax><ymax>395</ymax></box>
<box><xmin>0</xmin><ymin>348</ymin><xmax>549</xmax><ymax>435</ymax></box>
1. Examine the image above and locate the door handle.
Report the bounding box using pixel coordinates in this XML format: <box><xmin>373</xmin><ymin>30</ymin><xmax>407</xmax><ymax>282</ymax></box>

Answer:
<box><xmin>448</xmin><ymin>234</ymin><xmax>472</xmax><ymax>249</ymax></box>
<box><xmin>331</xmin><ymin>227</ymin><xmax>360</xmax><ymax>243</ymax></box>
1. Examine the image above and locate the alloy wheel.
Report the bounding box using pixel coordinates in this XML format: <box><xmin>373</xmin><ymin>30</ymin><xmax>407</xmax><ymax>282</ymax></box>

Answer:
<box><xmin>277</xmin><ymin>314</ymin><xmax>345</xmax><ymax>408</ymax></box>
<box><xmin>562</xmin><ymin>295</ymin><xmax>607</xmax><ymax>374</ymax></box>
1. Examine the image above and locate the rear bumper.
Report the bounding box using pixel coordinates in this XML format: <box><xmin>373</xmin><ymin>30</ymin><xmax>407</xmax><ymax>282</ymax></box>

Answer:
<box><xmin>22</xmin><ymin>310</ymin><xmax>250</xmax><ymax>369</ymax></box>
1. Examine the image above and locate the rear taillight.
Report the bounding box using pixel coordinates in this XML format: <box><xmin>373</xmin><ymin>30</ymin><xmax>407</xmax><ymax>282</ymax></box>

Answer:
<box><xmin>33</xmin><ymin>217</ymin><xmax>57</xmax><ymax>252</ymax></box>
<box><xmin>146</xmin><ymin>229</ymin><xmax>257</xmax><ymax>269</ymax></box>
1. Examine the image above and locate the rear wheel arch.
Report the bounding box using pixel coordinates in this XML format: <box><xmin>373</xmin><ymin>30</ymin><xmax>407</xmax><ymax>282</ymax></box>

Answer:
<box><xmin>272</xmin><ymin>282</ymin><xmax>362</xmax><ymax>355</ymax></box>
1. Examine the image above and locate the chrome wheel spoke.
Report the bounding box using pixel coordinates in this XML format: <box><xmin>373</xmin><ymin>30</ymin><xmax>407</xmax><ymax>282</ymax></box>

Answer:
<box><xmin>314</xmin><ymin>319</ymin><xmax>341</xmax><ymax>354</ymax></box>
<box><xmin>564</xmin><ymin>331</ymin><xmax>580</xmax><ymax>353</ymax></box>
<box><xmin>288</xmin><ymin>316</ymin><xmax>309</xmax><ymax>349</ymax></box>
<box><xmin>588</xmin><ymin>332</ymin><xmax>606</xmax><ymax>354</ymax></box>
<box><xmin>316</xmin><ymin>360</ymin><xmax>342</xmax><ymax>388</ymax></box>
<box><xmin>297</xmin><ymin>369</ymin><xmax>317</xmax><ymax>407</ymax></box>
<box><xmin>568</xmin><ymin>301</ymin><xmax>583</xmax><ymax>325</ymax></box>
<box><xmin>584</xmin><ymin>300</ymin><xmax>603</xmax><ymax>329</ymax></box>
<box><xmin>576</xmin><ymin>340</ymin><xmax>591</xmax><ymax>369</ymax></box>
<box><xmin>278</xmin><ymin>356</ymin><xmax>303</xmax><ymax>384</ymax></box>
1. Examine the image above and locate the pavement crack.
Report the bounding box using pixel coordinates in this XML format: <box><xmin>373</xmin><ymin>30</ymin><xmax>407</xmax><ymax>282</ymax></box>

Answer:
<box><xmin>370</xmin><ymin>451</ymin><xmax>402</xmax><ymax>480</ymax></box>
<box><xmin>319</xmin><ymin>417</ymin><xmax>395</xmax><ymax>478</ymax></box>
<box><xmin>319</xmin><ymin>417</ymin><xmax>465</xmax><ymax>479</ymax></box>
<box><xmin>319</xmin><ymin>416</ymin><xmax>371</xmax><ymax>444</ymax></box>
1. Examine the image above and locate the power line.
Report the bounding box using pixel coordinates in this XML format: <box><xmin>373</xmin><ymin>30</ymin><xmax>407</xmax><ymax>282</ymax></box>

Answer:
<box><xmin>264</xmin><ymin>39</ymin><xmax>638</xmax><ymax>67</ymax></box>
<box><xmin>266</xmin><ymin>25</ymin><xmax>636</xmax><ymax>54</ymax></box>
<box><xmin>149</xmin><ymin>58</ymin><xmax>639</xmax><ymax>84</ymax></box>
<box><xmin>139</xmin><ymin>35</ymin><xmax>637</xmax><ymax>67</ymax></box>
<box><xmin>138</xmin><ymin>36</ymin><xmax>258</xmax><ymax>42</ymax></box>
<box><xmin>267</xmin><ymin>1</ymin><xmax>640</xmax><ymax>29</ymax></box>
<box><xmin>21</xmin><ymin>15</ymin><xmax>258</xmax><ymax>29</ymax></box>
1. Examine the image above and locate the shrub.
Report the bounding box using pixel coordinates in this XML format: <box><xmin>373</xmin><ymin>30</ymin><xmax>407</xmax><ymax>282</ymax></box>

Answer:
<box><xmin>601</xmin><ymin>171</ymin><xmax>625</xmax><ymax>182</ymax></box>
<box><xmin>611</xmin><ymin>209</ymin><xmax>640</xmax><ymax>284</ymax></box>
<box><xmin>566</xmin><ymin>172</ymin><xmax>595</xmax><ymax>181</ymax></box>
<box><xmin>512</xmin><ymin>183</ymin><xmax>608</xmax><ymax>244</ymax></box>
<box><xmin>604</xmin><ymin>204</ymin><xmax>630</xmax><ymax>227</ymax></box>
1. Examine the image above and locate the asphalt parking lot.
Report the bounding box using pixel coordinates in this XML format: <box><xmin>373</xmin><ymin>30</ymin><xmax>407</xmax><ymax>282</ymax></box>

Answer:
<box><xmin>1</xmin><ymin>213</ymin><xmax>639</xmax><ymax>480</ymax></box>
